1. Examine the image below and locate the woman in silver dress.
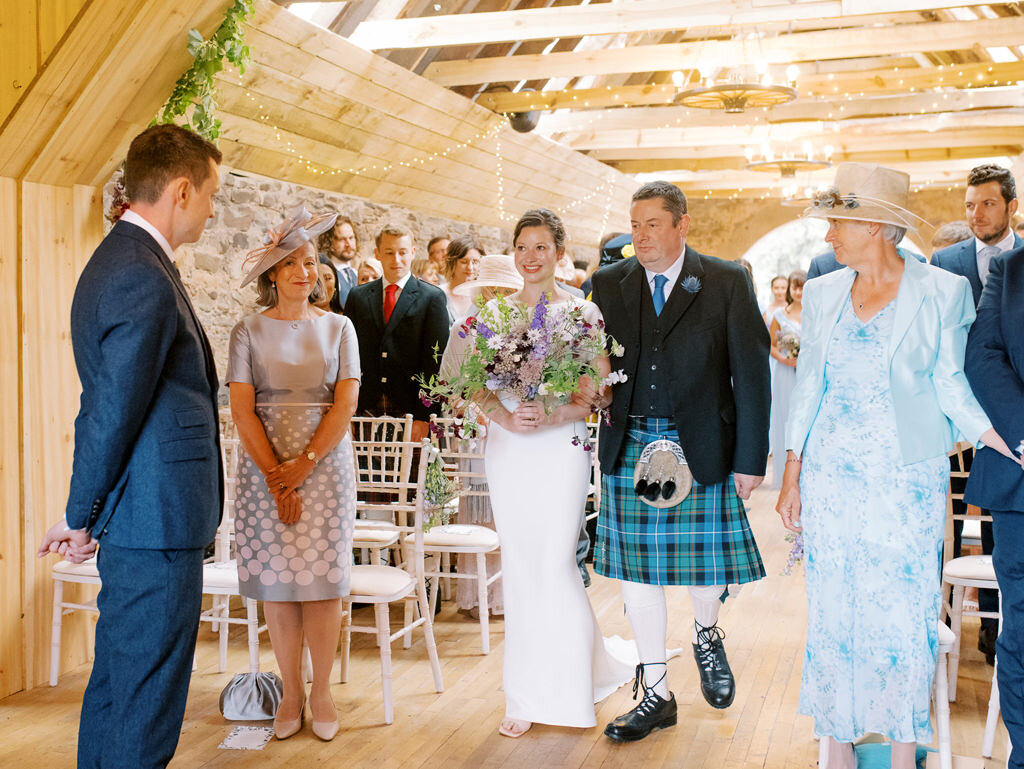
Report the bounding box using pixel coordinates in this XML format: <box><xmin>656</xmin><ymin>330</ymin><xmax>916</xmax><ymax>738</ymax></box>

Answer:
<box><xmin>228</xmin><ymin>207</ymin><xmax>360</xmax><ymax>742</ymax></box>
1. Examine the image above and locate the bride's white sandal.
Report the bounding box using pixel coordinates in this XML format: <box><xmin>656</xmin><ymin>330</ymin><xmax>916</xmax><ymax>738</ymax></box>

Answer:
<box><xmin>498</xmin><ymin>717</ymin><xmax>532</xmax><ymax>738</ymax></box>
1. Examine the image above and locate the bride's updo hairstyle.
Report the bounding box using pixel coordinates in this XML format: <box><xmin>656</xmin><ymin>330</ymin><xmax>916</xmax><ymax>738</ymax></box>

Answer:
<box><xmin>513</xmin><ymin>208</ymin><xmax>567</xmax><ymax>254</ymax></box>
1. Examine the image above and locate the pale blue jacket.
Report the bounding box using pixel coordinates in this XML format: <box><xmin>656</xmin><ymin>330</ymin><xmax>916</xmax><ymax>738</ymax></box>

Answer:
<box><xmin>786</xmin><ymin>254</ymin><xmax>992</xmax><ymax>465</ymax></box>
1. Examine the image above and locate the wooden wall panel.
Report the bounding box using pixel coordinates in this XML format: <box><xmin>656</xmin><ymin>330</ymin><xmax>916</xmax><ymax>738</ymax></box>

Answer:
<box><xmin>37</xmin><ymin>0</ymin><xmax>90</xmax><ymax>63</ymax></box>
<box><xmin>18</xmin><ymin>182</ymin><xmax>101</xmax><ymax>692</ymax></box>
<box><xmin>0</xmin><ymin>1</ymin><xmax>38</xmax><ymax>126</ymax></box>
<box><xmin>0</xmin><ymin>177</ymin><xmax>24</xmax><ymax>697</ymax></box>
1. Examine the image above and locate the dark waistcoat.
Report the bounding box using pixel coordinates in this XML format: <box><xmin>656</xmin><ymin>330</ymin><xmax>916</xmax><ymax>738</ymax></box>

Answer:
<box><xmin>628</xmin><ymin>284</ymin><xmax>672</xmax><ymax>418</ymax></box>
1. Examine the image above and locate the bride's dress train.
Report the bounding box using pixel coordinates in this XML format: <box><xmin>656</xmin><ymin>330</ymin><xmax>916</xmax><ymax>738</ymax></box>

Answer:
<box><xmin>486</xmin><ymin>416</ymin><xmax>635</xmax><ymax>727</ymax></box>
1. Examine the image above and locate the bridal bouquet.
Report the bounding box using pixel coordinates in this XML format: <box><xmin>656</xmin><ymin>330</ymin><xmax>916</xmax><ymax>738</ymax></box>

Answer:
<box><xmin>778</xmin><ymin>331</ymin><xmax>800</xmax><ymax>359</ymax></box>
<box><xmin>418</xmin><ymin>293</ymin><xmax>625</xmax><ymax>437</ymax></box>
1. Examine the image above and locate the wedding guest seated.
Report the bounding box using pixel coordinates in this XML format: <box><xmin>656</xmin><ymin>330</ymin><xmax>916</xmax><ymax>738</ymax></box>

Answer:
<box><xmin>931</xmin><ymin>220</ymin><xmax>971</xmax><ymax>252</ymax></box>
<box><xmin>317</xmin><ymin>216</ymin><xmax>360</xmax><ymax>310</ymax></box>
<box><xmin>411</xmin><ymin>255</ymin><xmax>441</xmax><ymax>286</ymax></box>
<box><xmin>357</xmin><ymin>257</ymin><xmax>382</xmax><ymax>285</ymax></box>
<box><xmin>345</xmin><ymin>224</ymin><xmax>450</xmax><ymax>443</ymax></box>
<box><xmin>776</xmin><ymin>163</ymin><xmax>1020</xmax><ymax>769</ymax></box>
<box><xmin>229</xmin><ymin>207</ymin><xmax>361</xmax><ymax>742</ymax></box>
<box><xmin>442</xmin><ymin>235</ymin><xmax>483</xmax><ymax>321</ymax></box>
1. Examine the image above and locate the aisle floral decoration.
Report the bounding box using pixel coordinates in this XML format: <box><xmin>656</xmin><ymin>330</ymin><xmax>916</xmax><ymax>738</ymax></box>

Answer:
<box><xmin>422</xmin><ymin>450</ymin><xmax>461</xmax><ymax>533</ymax></box>
<box><xmin>417</xmin><ymin>293</ymin><xmax>626</xmax><ymax>445</ymax></box>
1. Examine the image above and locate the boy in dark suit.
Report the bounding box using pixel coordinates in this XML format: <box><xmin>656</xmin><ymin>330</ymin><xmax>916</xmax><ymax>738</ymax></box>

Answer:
<box><xmin>965</xmin><ymin>245</ymin><xmax>1024</xmax><ymax>769</ymax></box>
<box><xmin>344</xmin><ymin>225</ymin><xmax>450</xmax><ymax>443</ymax></box>
<box><xmin>37</xmin><ymin>124</ymin><xmax>224</xmax><ymax>769</ymax></box>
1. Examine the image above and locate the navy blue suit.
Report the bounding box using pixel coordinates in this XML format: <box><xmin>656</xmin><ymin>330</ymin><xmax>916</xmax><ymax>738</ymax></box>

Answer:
<box><xmin>806</xmin><ymin>247</ymin><xmax>925</xmax><ymax>280</ymax></box>
<box><xmin>965</xmin><ymin>245</ymin><xmax>1024</xmax><ymax>769</ymax></box>
<box><xmin>68</xmin><ymin>219</ymin><xmax>222</xmax><ymax>768</ymax></box>
<box><xmin>931</xmin><ymin>233</ymin><xmax>1024</xmax><ymax>307</ymax></box>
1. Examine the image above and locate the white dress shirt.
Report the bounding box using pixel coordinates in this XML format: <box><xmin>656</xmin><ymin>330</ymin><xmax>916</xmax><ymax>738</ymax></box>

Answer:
<box><xmin>120</xmin><ymin>209</ymin><xmax>175</xmax><ymax>262</ymax></box>
<box><xmin>642</xmin><ymin>251</ymin><xmax>686</xmax><ymax>304</ymax></box>
<box><xmin>975</xmin><ymin>228</ymin><xmax>1016</xmax><ymax>288</ymax></box>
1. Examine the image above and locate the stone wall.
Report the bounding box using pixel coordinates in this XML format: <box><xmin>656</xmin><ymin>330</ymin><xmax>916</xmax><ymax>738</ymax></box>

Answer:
<box><xmin>107</xmin><ymin>169</ymin><xmax>511</xmax><ymax>372</ymax></box>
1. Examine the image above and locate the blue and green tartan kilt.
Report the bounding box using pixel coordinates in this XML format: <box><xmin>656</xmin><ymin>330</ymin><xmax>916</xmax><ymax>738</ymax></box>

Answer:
<box><xmin>594</xmin><ymin>417</ymin><xmax>766</xmax><ymax>586</ymax></box>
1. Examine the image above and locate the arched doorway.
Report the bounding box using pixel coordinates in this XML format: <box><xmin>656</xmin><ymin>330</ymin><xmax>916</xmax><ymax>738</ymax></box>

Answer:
<box><xmin>741</xmin><ymin>218</ymin><xmax>925</xmax><ymax>305</ymax></box>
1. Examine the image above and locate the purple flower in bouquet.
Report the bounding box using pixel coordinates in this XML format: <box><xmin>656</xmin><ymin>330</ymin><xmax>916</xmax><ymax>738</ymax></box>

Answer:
<box><xmin>782</xmin><ymin>532</ymin><xmax>804</xmax><ymax>576</ymax></box>
<box><xmin>530</xmin><ymin>293</ymin><xmax>548</xmax><ymax>330</ymax></box>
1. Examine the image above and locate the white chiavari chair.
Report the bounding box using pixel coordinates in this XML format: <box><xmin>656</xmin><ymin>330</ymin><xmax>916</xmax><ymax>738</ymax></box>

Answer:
<box><xmin>339</xmin><ymin>439</ymin><xmax>444</xmax><ymax>724</ymax></box>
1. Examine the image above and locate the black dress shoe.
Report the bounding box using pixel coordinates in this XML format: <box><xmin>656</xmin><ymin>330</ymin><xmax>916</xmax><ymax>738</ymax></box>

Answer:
<box><xmin>978</xmin><ymin>626</ymin><xmax>997</xmax><ymax>666</ymax></box>
<box><xmin>693</xmin><ymin>624</ymin><xmax>735</xmax><ymax>709</ymax></box>
<box><xmin>604</xmin><ymin>664</ymin><xmax>677</xmax><ymax>742</ymax></box>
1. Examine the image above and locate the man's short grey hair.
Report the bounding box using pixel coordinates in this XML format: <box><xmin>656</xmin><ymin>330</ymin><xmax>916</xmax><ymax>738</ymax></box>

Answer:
<box><xmin>880</xmin><ymin>224</ymin><xmax>906</xmax><ymax>245</ymax></box>
<box><xmin>631</xmin><ymin>181</ymin><xmax>688</xmax><ymax>225</ymax></box>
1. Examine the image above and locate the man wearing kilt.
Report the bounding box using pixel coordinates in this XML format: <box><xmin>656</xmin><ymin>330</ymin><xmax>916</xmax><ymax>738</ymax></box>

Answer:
<box><xmin>587</xmin><ymin>181</ymin><xmax>771</xmax><ymax>742</ymax></box>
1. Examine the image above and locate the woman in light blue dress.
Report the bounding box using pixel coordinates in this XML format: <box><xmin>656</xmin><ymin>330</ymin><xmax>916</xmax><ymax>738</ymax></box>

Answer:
<box><xmin>775</xmin><ymin>164</ymin><xmax>1020</xmax><ymax>769</ymax></box>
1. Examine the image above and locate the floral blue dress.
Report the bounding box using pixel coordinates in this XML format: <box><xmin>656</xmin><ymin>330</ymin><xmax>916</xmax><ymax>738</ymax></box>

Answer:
<box><xmin>799</xmin><ymin>297</ymin><xmax>948</xmax><ymax>744</ymax></box>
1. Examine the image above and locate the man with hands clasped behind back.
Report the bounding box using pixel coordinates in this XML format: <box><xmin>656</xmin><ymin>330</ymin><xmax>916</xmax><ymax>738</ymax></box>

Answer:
<box><xmin>37</xmin><ymin>124</ymin><xmax>224</xmax><ymax>769</ymax></box>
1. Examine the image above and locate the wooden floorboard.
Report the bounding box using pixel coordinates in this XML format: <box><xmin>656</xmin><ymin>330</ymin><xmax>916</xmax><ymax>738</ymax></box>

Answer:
<box><xmin>0</xmin><ymin>483</ymin><xmax>1010</xmax><ymax>768</ymax></box>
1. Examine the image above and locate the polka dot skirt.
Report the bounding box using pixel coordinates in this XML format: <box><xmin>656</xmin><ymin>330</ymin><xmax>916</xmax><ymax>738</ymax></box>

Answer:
<box><xmin>235</xmin><ymin>405</ymin><xmax>356</xmax><ymax>601</ymax></box>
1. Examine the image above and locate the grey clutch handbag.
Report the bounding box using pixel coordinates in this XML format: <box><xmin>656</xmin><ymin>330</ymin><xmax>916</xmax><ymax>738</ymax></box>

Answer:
<box><xmin>219</xmin><ymin>671</ymin><xmax>283</xmax><ymax>721</ymax></box>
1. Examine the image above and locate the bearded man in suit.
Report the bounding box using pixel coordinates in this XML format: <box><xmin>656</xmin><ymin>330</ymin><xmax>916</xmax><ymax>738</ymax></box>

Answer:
<box><xmin>586</xmin><ymin>181</ymin><xmax>771</xmax><ymax>742</ymax></box>
<box><xmin>37</xmin><ymin>124</ymin><xmax>224</xmax><ymax>769</ymax></box>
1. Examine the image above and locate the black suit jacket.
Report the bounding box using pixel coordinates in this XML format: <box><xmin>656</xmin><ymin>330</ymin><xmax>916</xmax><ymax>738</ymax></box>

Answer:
<box><xmin>931</xmin><ymin>233</ymin><xmax>1024</xmax><ymax>307</ymax></box>
<box><xmin>66</xmin><ymin>220</ymin><xmax>223</xmax><ymax>548</ymax></box>
<box><xmin>965</xmin><ymin>245</ymin><xmax>1024</xmax><ymax>512</ymax></box>
<box><xmin>345</xmin><ymin>276</ymin><xmax>450</xmax><ymax>421</ymax></box>
<box><xmin>591</xmin><ymin>246</ymin><xmax>771</xmax><ymax>484</ymax></box>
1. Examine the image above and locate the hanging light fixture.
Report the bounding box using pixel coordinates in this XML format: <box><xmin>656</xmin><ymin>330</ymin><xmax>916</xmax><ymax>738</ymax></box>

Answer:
<box><xmin>745</xmin><ymin>140</ymin><xmax>832</xmax><ymax>177</ymax></box>
<box><xmin>673</xmin><ymin>31</ymin><xmax>798</xmax><ymax>113</ymax></box>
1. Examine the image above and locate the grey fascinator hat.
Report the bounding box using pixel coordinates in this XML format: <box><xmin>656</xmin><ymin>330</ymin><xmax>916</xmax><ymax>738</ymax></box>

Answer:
<box><xmin>240</xmin><ymin>205</ymin><xmax>339</xmax><ymax>288</ymax></box>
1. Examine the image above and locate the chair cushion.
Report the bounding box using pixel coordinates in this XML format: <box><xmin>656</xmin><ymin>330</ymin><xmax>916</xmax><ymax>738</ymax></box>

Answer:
<box><xmin>960</xmin><ymin>518</ymin><xmax>982</xmax><ymax>542</ymax></box>
<box><xmin>421</xmin><ymin>524</ymin><xmax>500</xmax><ymax>549</ymax></box>
<box><xmin>202</xmin><ymin>561</ymin><xmax>240</xmax><ymax>591</ymax></box>
<box><xmin>349</xmin><ymin>565</ymin><xmax>414</xmax><ymax>599</ymax></box>
<box><xmin>353</xmin><ymin>528</ymin><xmax>400</xmax><ymax>545</ymax></box>
<box><xmin>943</xmin><ymin>555</ymin><xmax>997</xmax><ymax>582</ymax></box>
<box><xmin>936</xmin><ymin>620</ymin><xmax>956</xmax><ymax>651</ymax></box>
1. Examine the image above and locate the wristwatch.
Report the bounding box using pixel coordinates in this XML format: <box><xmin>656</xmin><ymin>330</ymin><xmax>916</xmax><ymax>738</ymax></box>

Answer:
<box><xmin>304</xmin><ymin>449</ymin><xmax>319</xmax><ymax>465</ymax></box>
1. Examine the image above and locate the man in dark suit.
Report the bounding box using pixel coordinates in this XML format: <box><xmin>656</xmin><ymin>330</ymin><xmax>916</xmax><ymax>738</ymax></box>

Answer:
<box><xmin>588</xmin><ymin>181</ymin><xmax>770</xmax><ymax>741</ymax></box>
<box><xmin>345</xmin><ymin>225</ymin><xmax>450</xmax><ymax>443</ymax></box>
<box><xmin>932</xmin><ymin>164</ymin><xmax>1022</xmax><ymax>659</ymax></box>
<box><xmin>807</xmin><ymin>246</ymin><xmax>925</xmax><ymax>279</ymax></box>
<box><xmin>37</xmin><ymin>125</ymin><xmax>223</xmax><ymax>769</ymax></box>
<box><xmin>964</xmin><ymin>245</ymin><xmax>1024</xmax><ymax>769</ymax></box>
<box><xmin>931</xmin><ymin>164</ymin><xmax>1021</xmax><ymax>307</ymax></box>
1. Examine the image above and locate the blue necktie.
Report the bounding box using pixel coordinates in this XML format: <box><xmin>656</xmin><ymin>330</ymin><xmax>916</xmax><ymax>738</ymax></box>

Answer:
<box><xmin>652</xmin><ymin>274</ymin><xmax>668</xmax><ymax>316</ymax></box>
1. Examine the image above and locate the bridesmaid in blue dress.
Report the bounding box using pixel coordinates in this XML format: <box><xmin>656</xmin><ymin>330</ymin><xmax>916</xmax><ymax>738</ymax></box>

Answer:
<box><xmin>775</xmin><ymin>164</ymin><xmax>1021</xmax><ymax>769</ymax></box>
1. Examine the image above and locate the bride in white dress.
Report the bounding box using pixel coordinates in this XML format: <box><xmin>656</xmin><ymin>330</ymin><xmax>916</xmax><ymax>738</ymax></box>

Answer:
<box><xmin>477</xmin><ymin>209</ymin><xmax>634</xmax><ymax>738</ymax></box>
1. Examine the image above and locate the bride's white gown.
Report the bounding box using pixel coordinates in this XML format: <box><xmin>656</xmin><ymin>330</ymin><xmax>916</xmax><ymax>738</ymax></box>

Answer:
<box><xmin>486</xmin><ymin>410</ymin><xmax>635</xmax><ymax>727</ymax></box>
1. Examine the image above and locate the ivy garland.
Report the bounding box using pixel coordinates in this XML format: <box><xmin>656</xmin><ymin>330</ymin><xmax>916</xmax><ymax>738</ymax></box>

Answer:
<box><xmin>108</xmin><ymin>0</ymin><xmax>255</xmax><ymax>222</ymax></box>
<box><xmin>156</xmin><ymin>0</ymin><xmax>256</xmax><ymax>140</ymax></box>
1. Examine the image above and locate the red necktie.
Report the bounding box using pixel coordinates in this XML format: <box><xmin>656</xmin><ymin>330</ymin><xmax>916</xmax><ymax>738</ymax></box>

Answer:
<box><xmin>384</xmin><ymin>283</ymin><xmax>398</xmax><ymax>324</ymax></box>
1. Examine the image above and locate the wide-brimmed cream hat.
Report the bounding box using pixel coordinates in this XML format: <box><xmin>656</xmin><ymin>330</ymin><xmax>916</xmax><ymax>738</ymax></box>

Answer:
<box><xmin>240</xmin><ymin>205</ymin><xmax>338</xmax><ymax>288</ymax></box>
<box><xmin>802</xmin><ymin>163</ymin><xmax>927</xmax><ymax>232</ymax></box>
<box><xmin>452</xmin><ymin>254</ymin><xmax>523</xmax><ymax>296</ymax></box>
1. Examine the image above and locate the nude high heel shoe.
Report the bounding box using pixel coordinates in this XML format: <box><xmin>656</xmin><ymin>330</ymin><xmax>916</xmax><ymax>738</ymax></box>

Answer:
<box><xmin>311</xmin><ymin>698</ymin><xmax>339</xmax><ymax>741</ymax></box>
<box><xmin>273</xmin><ymin>695</ymin><xmax>306</xmax><ymax>740</ymax></box>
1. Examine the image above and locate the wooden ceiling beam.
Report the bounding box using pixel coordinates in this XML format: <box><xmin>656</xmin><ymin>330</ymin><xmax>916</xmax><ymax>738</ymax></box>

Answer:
<box><xmin>541</xmin><ymin>86</ymin><xmax>1024</xmax><ymax>134</ymax></box>
<box><xmin>424</xmin><ymin>16</ymin><xmax>1024</xmax><ymax>86</ymax></box>
<box><xmin>564</xmin><ymin>108</ymin><xmax>1024</xmax><ymax>151</ymax></box>
<box><xmin>350</xmin><ymin>0</ymin><xmax>980</xmax><ymax>51</ymax></box>
<box><xmin>477</xmin><ymin>57</ymin><xmax>1024</xmax><ymax>112</ymax></box>
<box><xmin>605</xmin><ymin>143</ymin><xmax>1024</xmax><ymax>174</ymax></box>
